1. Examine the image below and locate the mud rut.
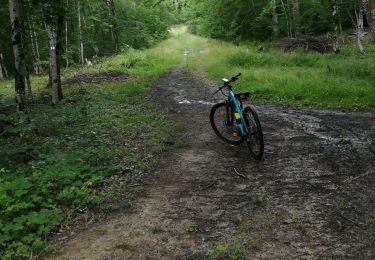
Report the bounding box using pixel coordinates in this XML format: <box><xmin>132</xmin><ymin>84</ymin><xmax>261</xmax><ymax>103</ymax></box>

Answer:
<box><xmin>50</xmin><ymin>50</ymin><xmax>375</xmax><ymax>259</ymax></box>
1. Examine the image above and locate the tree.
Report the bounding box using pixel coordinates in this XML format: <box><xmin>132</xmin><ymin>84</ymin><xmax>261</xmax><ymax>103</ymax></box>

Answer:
<box><xmin>106</xmin><ymin>0</ymin><xmax>119</xmax><ymax>52</ymax></box>
<box><xmin>361</xmin><ymin>0</ymin><xmax>375</xmax><ymax>41</ymax></box>
<box><xmin>292</xmin><ymin>0</ymin><xmax>300</xmax><ymax>37</ymax></box>
<box><xmin>77</xmin><ymin>0</ymin><xmax>84</xmax><ymax>65</ymax></box>
<box><xmin>272</xmin><ymin>0</ymin><xmax>279</xmax><ymax>37</ymax></box>
<box><xmin>43</xmin><ymin>0</ymin><xmax>63</xmax><ymax>104</ymax></box>
<box><xmin>332</xmin><ymin>0</ymin><xmax>340</xmax><ymax>52</ymax></box>
<box><xmin>9</xmin><ymin>0</ymin><xmax>28</xmax><ymax>122</ymax></box>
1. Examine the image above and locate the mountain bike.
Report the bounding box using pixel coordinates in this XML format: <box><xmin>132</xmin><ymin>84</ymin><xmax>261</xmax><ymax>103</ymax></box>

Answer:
<box><xmin>210</xmin><ymin>73</ymin><xmax>264</xmax><ymax>160</ymax></box>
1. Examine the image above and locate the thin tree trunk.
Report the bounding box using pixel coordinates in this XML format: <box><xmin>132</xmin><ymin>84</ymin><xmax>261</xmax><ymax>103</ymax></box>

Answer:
<box><xmin>292</xmin><ymin>0</ymin><xmax>300</xmax><ymax>37</ymax></box>
<box><xmin>32</xmin><ymin>20</ymin><xmax>43</xmax><ymax>74</ymax></box>
<box><xmin>25</xmin><ymin>67</ymin><xmax>33</xmax><ymax>102</ymax></box>
<box><xmin>356</xmin><ymin>9</ymin><xmax>365</xmax><ymax>55</ymax></box>
<box><xmin>43</xmin><ymin>0</ymin><xmax>63</xmax><ymax>104</ymax></box>
<box><xmin>78</xmin><ymin>0</ymin><xmax>84</xmax><ymax>65</ymax></box>
<box><xmin>280</xmin><ymin>0</ymin><xmax>292</xmax><ymax>38</ymax></box>
<box><xmin>26</xmin><ymin>0</ymin><xmax>43</xmax><ymax>74</ymax></box>
<box><xmin>272</xmin><ymin>0</ymin><xmax>279</xmax><ymax>37</ymax></box>
<box><xmin>109</xmin><ymin>0</ymin><xmax>119</xmax><ymax>52</ymax></box>
<box><xmin>332</xmin><ymin>0</ymin><xmax>339</xmax><ymax>52</ymax></box>
<box><xmin>0</xmin><ymin>59</ymin><xmax>3</xmax><ymax>80</ymax></box>
<box><xmin>361</xmin><ymin>0</ymin><xmax>375</xmax><ymax>41</ymax></box>
<box><xmin>0</xmin><ymin>54</ymin><xmax>7</xmax><ymax>79</ymax></box>
<box><xmin>65</xmin><ymin>0</ymin><xmax>69</xmax><ymax>69</ymax></box>
<box><xmin>26</xmin><ymin>12</ymin><xmax>38</xmax><ymax>74</ymax></box>
<box><xmin>9</xmin><ymin>0</ymin><xmax>28</xmax><ymax>123</ymax></box>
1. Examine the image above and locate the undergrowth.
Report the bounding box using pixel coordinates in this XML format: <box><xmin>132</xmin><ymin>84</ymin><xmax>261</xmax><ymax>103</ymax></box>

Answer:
<box><xmin>0</xmin><ymin>30</ymin><xmax>184</xmax><ymax>258</ymax></box>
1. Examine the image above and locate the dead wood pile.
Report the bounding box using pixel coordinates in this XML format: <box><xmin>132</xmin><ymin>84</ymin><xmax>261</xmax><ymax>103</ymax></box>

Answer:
<box><xmin>63</xmin><ymin>72</ymin><xmax>128</xmax><ymax>86</ymax></box>
<box><xmin>278</xmin><ymin>37</ymin><xmax>334</xmax><ymax>53</ymax></box>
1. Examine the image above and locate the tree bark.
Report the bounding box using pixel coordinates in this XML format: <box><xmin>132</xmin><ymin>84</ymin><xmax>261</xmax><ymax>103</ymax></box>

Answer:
<box><xmin>65</xmin><ymin>0</ymin><xmax>69</xmax><ymax>69</ymax></box>
<box><xmin>331</xmin><ymin>0</ymin><xmax>339</xmax><ymax>52</ymax></box>
<box><xmin>361</xmin><ymin>0</ymin><xmax>375</xmax><ymax>41</ymax></box>
<box><xmin>43</xmin><ymin>0</ymin><xmax>63</xmax><ymax>104</ymax></box>
<box><xmin>272</xmin><ymin>0</ymin><xmax>279</xmax><ymax>37</ymax></box>
<box><xmin>0</xmin><ymin>58</ymin><xmax>3</xmax><ymax>79</ymax></box>
<box><xmin>0</xmin><ymin>54</ymin><xmax>7</xmax><ymax>79</ymax></box>
<box><xmin>356</xmin><ymin>9</ymin><xmax>365</xmax><ymax>55</ymax></box>
<box><xmin>78</xmin><ymin>0</ymin><xmax>84</xmax><ymax>65</ymax></box>
<box><xmin>9</xmin><ymin>0</ymin><xmax>28</xmax><ymax>123</ymax></box>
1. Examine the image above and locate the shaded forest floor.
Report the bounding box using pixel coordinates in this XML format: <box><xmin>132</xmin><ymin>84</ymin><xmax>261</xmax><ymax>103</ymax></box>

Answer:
<box><xmin>47</xmin><ymin>46</ymin><xmax>375</xmax><ymax>259</ymax></box>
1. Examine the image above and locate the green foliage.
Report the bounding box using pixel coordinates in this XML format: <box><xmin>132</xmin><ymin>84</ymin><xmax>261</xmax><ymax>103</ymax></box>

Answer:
<box><xmin>182</xmin><ymin>0</ymin><xmax>362</xmax><ymax>41</ymax></box>
<box><xmin>0</xmin><ymin>34</ymin><xmax>184</xmax><ymax>258</ymax></box>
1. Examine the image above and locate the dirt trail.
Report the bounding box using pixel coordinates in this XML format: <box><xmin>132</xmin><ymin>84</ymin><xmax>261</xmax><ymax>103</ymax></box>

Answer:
<box><xmin>49</xmin><ymin>50</ymin><xmax>375</xmax><ymax>259</ymax></box>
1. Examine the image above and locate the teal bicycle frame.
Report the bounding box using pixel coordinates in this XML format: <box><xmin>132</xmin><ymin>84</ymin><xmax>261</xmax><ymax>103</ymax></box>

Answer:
<box><xmin>227</xmin><ymin>86</ymin><xmax>249</xmax><ymax>137</ymax></box>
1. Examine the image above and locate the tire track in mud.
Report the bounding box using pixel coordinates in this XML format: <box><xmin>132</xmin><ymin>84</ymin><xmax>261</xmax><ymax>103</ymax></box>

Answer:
<box><xmin>49</xmin><ymin>50</ymin><xmax>375</xmax><ymax>259</ymax></box>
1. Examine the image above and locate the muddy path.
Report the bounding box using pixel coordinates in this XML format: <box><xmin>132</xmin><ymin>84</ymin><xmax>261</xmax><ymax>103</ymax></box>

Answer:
<box><xmin>49</xmin><ymin>50</ymin><xmax>375</xmax><ymax>259</ymax></box>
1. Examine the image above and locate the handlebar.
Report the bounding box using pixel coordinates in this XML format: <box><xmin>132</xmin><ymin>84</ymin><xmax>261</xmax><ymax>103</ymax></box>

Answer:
<box><xmin>214</xmin><ymin>72</ymin><xmax>242</xmax><ymax>94</ymax></box>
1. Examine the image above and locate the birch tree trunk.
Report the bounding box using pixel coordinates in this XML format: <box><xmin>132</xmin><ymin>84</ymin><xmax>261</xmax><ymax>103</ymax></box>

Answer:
<box><xmin>331</xmin><ymin>0</ymin><xmax>339</xmax><ymax>52</ymax></box>
<box><xmin>272</xmin><ymin>0</ymin><xmax>279</xmax><ymax>37</ymax></box>
<box><xmin>9</xmin><ymin>0</ymin><xmax>28</xmax><ymax>123</ymax></box>
<box><xmin>361</xmin><ymin>0</ymin><xmax>375</xmax><ymax>41</ymax></box>
<box><xmin>356</xmin><ymin>9</ymin><xmax>365</xmax><ymax>55</ymax></box>
<box><xmin>292</xmin><ymin>0</ymin><xmax>300</xmax><ymax>37</ymax></box>
<box><xmin>43</xmin><ymin>0</ymin><xmax>63</xmax><ymax>104</ymax></box>
<box><xmin>78</xmin><ymin>0</ymin><xmax>84</xmax><ymax>65</ymax></box>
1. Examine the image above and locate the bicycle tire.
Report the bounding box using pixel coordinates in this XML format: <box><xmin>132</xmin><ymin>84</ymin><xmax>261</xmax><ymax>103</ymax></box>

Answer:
<box><xmin>210</xmin><ymin>102</ymin><xmax>243</xmax><ymax>145</ymax></box>
<box><xmin>243</xmin><ymin>106</ymin><xmax>264</xmax><ymax>160</ymax></box>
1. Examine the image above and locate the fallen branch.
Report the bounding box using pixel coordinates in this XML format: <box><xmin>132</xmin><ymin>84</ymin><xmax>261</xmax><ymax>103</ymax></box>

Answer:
<box><xmin>233</xmin><ymin>168</ymin><xmax>248</xmax><ymax>179</ymax></box>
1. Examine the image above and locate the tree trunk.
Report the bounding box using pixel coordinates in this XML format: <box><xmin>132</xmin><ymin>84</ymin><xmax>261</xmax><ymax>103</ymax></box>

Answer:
<box><xmin>331</xmin><ymin>0</ymin><xmax>339</xmax><ymax>52</ymax></box>
<box><xmin>43</xmin><ymin>0</ymin><xmax>63</xmax><ymax>104</ymax></box>
<box><xmin>280</xmin><ymin>0</ymin><xmax>292</xmax><ymax>38</ymax></box>
<box><xmin>31</xmin><ymin>20</ymin><xmax>43</xmax><ymax>74</ymax></box>
<box><xmin>356</xmin><ymin>9</ymin><xmax>365</xmax><ymax>55</ymax></box>
<box><xmin>362</xmin><ymin>0</ymin><xmax>375</xmax><ymax>41</ymax></box>
<box><xmin>0</xmin><ymin>59</ymin><xmax>3</xmax><ymax>80</ymax></box>
<box><xmin>292</xmin><ymin>0</ymin><xmax>300</xmax><ymax>37</ymax></box>
<box><xmin>25</xmin><ymin>67</ymin><xmax>33</xmax><ymax>102</ymax></box>
<box><xmin>109</xmin><ymin>0</ymin><xmax>119</xmax><ymax>52</ymax></box>
<box><xmin>78</xmin><ymin>0</ymin><xmax>84</xmax><ymax>65</ymax></box>
<box><xmin>0</xmin><ymin>54</ymin><xmax>7</xmax><ymax>79</ymax></box>
<box><xmin>9</xmin><ymin>0</ymin><xmax>28</xmax><ymax>123</ymax></box>
<box><xmin>65</xmin><ymin>0</ymin><xmax>69</xmax><ymax>69</ymax></box>
<box><xmin>272</xmin><ymin>0</ymin><xmax>279</xmax><ymax>37</ymax></box>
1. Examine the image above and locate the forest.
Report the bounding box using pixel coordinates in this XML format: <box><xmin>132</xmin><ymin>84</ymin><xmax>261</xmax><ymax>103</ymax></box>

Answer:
<box><xmin>0</xmin><ymin>0</ymin><xmax>374</xmax><ymax>258</ymax></box>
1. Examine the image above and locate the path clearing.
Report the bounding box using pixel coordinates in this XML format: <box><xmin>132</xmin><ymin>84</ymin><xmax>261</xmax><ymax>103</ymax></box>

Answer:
<box><xmin>49</xmin><ymin>49</ymin><xmax>375</xmax><ymax>259</ymax></box>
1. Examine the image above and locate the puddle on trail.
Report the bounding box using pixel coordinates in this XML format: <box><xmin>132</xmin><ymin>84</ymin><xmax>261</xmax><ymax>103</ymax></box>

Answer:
<box><xmin>174</xmin><ymin>96</ymin><xmax>215</xmax><ymax>106</ymax></box>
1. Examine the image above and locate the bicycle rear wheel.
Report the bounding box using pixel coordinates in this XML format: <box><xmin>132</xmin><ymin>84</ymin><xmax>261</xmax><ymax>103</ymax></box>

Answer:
<box><xmin>210</xmin><ymin>102</ymin><xmax>243</xmax><ymax>145</ymax></box>
<box><xmin>243</xmin><ymin>106</ymin><xmax>264</xmax><ymax>160</ymax></box>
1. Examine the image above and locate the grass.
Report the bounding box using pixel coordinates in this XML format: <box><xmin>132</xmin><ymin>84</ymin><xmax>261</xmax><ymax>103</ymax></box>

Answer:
<box><xmin>0</xmin><ymin>29</ymin><xmax>186</xmax><ymax>259</ymax></box>
<box><xmin>182</xmin><ymin>31</ymin><xmax>375</xmax><ymax>109</ymax></box>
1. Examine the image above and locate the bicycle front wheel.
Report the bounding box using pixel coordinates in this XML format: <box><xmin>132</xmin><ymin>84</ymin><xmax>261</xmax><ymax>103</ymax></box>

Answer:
<box><xmin>210</xmin><ymin>102</ymin><xmax>243</xmax><ymax>145</ymax></box>
<box><xmin>243</xmin><ymin>106</ymin><xmax>264</xmax><ymax>160</ymax></box>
